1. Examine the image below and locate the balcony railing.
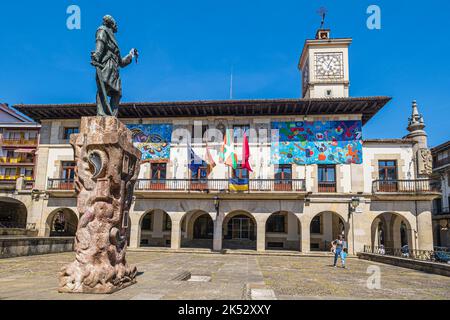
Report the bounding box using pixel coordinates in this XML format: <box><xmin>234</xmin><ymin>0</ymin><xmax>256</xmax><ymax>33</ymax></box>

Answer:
<box><xmin>23</xmin><ymin>180</ymin><xmax>35</xmax><ymax>190</ymax></box>
<box><xmin>0</xmin><ymin>178</ymin><xmax>34</xmax><ymax>191</ymax></box>
<box><xmin>47</xmin><ymin>178</ymin><xmax>75</xmax><ymax>190</ymax></box>
<box><xmin>318</xmin><ymin>182</ymin><xmax>337</xmax><ymax>193</ymax></box>
<box><xmin>372</xmin><ymin>179</ymin><xmax>438</xmax><ymax>193</ymax></box>
<box><xmin>1</xmin><ymin>138</ymin><xmax>38</xmax><ymax>146</ymax></box>
<box><xmin>0</xmin><ymin>157</ymin><xmax>34</xmax><ymax>164</ymax></box>
<box><xmin>363</xmin><ymin>245</ymin><xmax>450</xmax><ymax>264</ymax></box>
<box><xmin>135</xmin><ymin>178</ymin><xmax>306</xmax><ymax>193</ymax></box>
<box><xmin>433</xmin><ymin>157</ymin><xmax>450</xmax><ymax>169</ymax></box>
<box><xmin>0</xmin><ymin>179</ymin><xmax>17</xmax><ymax>190</ymax></box>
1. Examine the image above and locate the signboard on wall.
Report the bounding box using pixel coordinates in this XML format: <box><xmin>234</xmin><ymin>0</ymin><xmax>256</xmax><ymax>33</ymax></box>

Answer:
<box><xmin>127</xmin><ymin>124</ymin><xmax>173</xmax><ymax>162</ymax></box>
<box><xmin>271</xmin><ymin>120</ymin><xmax>363</xmax><ymax>165</ymax></box>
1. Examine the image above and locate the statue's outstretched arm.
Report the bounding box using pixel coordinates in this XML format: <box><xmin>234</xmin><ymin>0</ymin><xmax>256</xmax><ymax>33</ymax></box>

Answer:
<box><xmin>120</xmin><ymin>52</ymin><xmax>133</xmax><ymax>68</ymax></box>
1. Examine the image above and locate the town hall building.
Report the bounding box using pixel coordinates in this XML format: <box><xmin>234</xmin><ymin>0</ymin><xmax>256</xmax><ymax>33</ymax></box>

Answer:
<box><xmin>2</xmin><ymin>28</ymin><xmax>439</xmax><ymax>254</ymax></box>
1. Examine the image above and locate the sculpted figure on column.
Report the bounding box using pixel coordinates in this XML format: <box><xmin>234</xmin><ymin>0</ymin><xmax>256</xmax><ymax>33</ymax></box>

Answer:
<box><xmin>91</xmin><ymin>15</ymin><xmax>138</xmax><ymax>116</ymax></box>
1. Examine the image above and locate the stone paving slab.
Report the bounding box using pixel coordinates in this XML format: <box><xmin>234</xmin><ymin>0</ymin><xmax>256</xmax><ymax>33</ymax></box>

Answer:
<box><xmin>0</xmin><ymin>251</ymin><xmax>448</xmax><ymax>300</ymax></box>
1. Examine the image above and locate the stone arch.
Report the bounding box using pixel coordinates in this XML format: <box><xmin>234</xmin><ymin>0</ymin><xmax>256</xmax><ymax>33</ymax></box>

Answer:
<box><xmin>180</xmin><ymin>210</ymin><xmax>214</xmax><ymax>249</ymax></box>
<box><xmin>265</xmin><ymin>211</ymin><xmax>301</xmax><ymax>251</ymax></box>
<box><xmin>138</xmin><ymin>209</ymin><xmax>172</xmax><ymax>247</ymax></box>
<box><xmin>223</xmin><ymin>210</ymin><xmax>257</xmax><ymax>250</ymax></box>
<box><xmin>0</xmin><ymin>197</ymin><xmax>28</xmax><ymax>229</ymax></box>
<box><xmin>46</xmin><ymin>208</ymin><xmax>78</xmax><ymax>237</ymax></box>
<box><xmin>309</xmin><ymin>211</ymin><xmax>347</xmax><ymax>251</ymax></box>
<box><xmin>370</xmin><ymin>212</ymin><xmax>413</xmax><ymax>250</ymax></box>
<box><xmin>370</xmin><ymin>214</ymin><xmax>388</xmax><ymax>248</ymax></box>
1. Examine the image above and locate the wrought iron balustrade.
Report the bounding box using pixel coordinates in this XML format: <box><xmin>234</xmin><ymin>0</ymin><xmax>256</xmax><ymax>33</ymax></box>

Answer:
<box><xmin>318</xmin><ymin>181</ymin><xmax>337</xmax><ymax>193</ymax></box>
<box><xmin>433</xmin><ymin>157</ymin><xmax>450</xmax><ymax>169</ymax></box>
<box><xmin>372</xmin><ymin>179</ymin><xmax>438</xmax><ymax>193</ymax></box>
<box><xmin>135</xmin><ymin>178</ymin><xmax>306</xmax><ymax>193</ymax></box>
<box><xmin>1</xmin><ymin>138</ymin><xmax>38</xmax><ymax>146</ymax></box>
<box><xmin>363</xmin><ymin>245</ymin><xmax>450</xmax><ymax>264</ymax></box>
<box><xmin>47</xmin><ymin>178</ymin><xmax>75</xmax><ymax>190</ymax></box>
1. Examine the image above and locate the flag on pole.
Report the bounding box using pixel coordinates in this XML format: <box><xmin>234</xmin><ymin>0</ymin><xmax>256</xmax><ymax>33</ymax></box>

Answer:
<box><xmin>229</xmin><ymin>177</ymin><xmax>249</xmax><ymax>192</ymax></box>
<box><xmin>205</xmin><ymin>143</ymin><xmax>216</xmax><ymax>175</ymax></box>
<box><xmin>188</xmin><ymin>145</ymin><xmax>206</xmax><ymax>174</ymax></box>
<box><xmin>219</xmin><ymin>128</ymin><xmax>238</xmax><ymax>169</ymax></box>
<box><xmin>241</xmin><ymin>129</ymin><xmax>253</xmax><ymax>172</ymax></box>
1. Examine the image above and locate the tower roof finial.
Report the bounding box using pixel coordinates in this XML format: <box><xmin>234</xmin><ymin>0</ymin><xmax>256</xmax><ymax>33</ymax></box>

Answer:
<box><xmin>407</xmin><ymin>100</ymin><xmax>425</xmax><ymax>132</ymax></box>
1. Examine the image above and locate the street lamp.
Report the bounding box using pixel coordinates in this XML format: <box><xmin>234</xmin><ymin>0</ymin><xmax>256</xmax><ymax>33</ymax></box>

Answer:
<box><xmin>213</xmin><ymin>196</ymin><xmax>220</xmax><ymax>212</ymax></box>
<box><xmin>350</xmin><ymin>197</ymin><xmax>360</xmax><ymax>212</ymax></box>
<box><xmin>348</xmin><ymin>197</ymin><xmax>360</xmax><ymax>255</ymax></box>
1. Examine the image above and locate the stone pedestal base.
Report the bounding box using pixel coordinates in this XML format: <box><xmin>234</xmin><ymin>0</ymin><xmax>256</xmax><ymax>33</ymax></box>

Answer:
<box><xmin>58</xmin><ymin>116</ymin><xmax>141</xmax><ymax>294</ymax></box>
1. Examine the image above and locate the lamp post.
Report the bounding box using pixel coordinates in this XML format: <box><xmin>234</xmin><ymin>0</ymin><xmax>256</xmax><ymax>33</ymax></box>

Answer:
<box><xmin>213</xmin><ymin>196</ymin><xmax>220</xmax><ymax>213</ymax></box>
<box><xmin>349</xmin><ymin>197</ymin><xmax>360</xmax><ymax>255</ymax></box>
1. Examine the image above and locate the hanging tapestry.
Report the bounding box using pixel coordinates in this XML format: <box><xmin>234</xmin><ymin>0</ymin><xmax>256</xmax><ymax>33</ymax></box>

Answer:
<box><xmin>271</xmin><ymin>120</ymin><xmax>363</xmax><ymax>165</ymax></box>
<box><xmin>127</xmin><ymin>124</ymin><xmax>173</xmax><ymax>162</ymax></box>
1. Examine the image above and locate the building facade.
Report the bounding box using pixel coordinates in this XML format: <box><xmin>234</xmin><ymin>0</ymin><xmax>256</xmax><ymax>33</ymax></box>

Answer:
<box><xmin>0</xmin><ymin>104</ymin><xmax>40</xmax><ymax>229</ymax></box>
<box><xmin>431</xmin><ymin>141</ymin><xmax>450</xmax><ymax>248</ymax></box>
<box><xmin>3</xmin><ymin>29</ymin><xmax>439</xmax><ymax>252</ymax></box>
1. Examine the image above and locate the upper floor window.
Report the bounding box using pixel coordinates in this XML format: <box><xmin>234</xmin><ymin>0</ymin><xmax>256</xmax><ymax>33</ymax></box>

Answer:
<box><xmin>61</xmin><ymin>161</ymin><xmax>76</xmax><ymax>180</ymax></box>
<box><xmin>233</xmin><ymin>125</ymin><xmax>250</xmax><ymax>143</ymax></box>
<box><xmin>28</xmin><ymin>131</ymin><xmax>38</xmax><ymax>140</ymax></box>
<box><xmin>191</xmin><ymin>165</ymin><xmax>208</xmax><ymax>181</ymax></box>
<box><xmin>63</xmin><ymin>127</ymin><xmax>79</xmax><ymax>140</ymax></box>
<box><xmin>4</xmin><ymin>168</ymin><xmax>18</xmax><ymax>178</ymax></box>
<box><xmin>318</xmin><ymin>164</ymin><xmax>336</xmax><ymax>192</ymax></box>
<box><xmin>191</xmin><ymin>124</ymin><xmax>209</xmax><ymax>142</ymax></box>
<box><xmin>232</xmin><ymin>162</ymin><xmax>249</xmax><ymax>179</ymax></box>
<box><xmin>6</xmin><ymin>132</ymin><xmax>22</xmax><ymax>140</ymax></box>
<box><xmin>24</xmin><ymin>168</ymin><xmax>33</xmax><ymax>179</ymax></box>
<box><xmin>151</xmin><ymin>163</ymin><xmax>167</xmax><ymax>181</ymax></box>
<box><xmin>378</xmin><ymin>160</ymin><xmax>397</xmax><ymax>181</ymax></box>
<box><xmin>274</xmin><ymin>164</ymin><xmax>292</xmax><ymax>191</ymax></box>
<box><xmin>437</xmin><ymin>150</ymin><xmax>449</xmax><ymax>160</ymax></box>
<box><xmin>378</xmin><ymin>160</ymin><xmax>398</xmax><ymax>192</ymax></box>
<box><xmin>275</xmin><ymin>165</ymin><xmax>292</xmax><ymax>181</ymax></box>
<box><xmin>6</xmin><ymin>150</ymin><xmax>15</xmax><ymax>159</ymax></box>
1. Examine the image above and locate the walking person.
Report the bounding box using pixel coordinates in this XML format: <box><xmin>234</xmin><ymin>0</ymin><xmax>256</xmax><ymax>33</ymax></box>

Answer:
<box><xmin>341</xmin><ymin>247</ymin><xmax>348</xmax><ymax>268</ymax></box>
<box><xmin>340</xmin><ymin>235</ymin><xmax>348</xmax><ymax>268</ymax></box>
<box><xmin>332</xmin><ymin>235</ymin><xmax>344</xmax><ymax>267</ymax></box>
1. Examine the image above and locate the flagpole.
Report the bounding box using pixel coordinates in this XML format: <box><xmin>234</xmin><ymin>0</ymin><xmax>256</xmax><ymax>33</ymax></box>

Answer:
<box><xmin>229</xmin><ymin>67</ymin><xmax>233</xmax><ymax>100</ymax></box>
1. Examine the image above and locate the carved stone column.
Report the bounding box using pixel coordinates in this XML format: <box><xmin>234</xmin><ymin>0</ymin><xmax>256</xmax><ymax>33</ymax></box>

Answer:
<box><xmin>59</xmin><ymin>116</ymin><xmax>141</xmax><ymax>294</ymax></box>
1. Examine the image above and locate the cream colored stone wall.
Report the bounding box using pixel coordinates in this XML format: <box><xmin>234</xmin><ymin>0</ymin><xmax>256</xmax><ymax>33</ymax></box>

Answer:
<box><xmin>3</xmin><ymin>117</ymin><xmax>435</xmax><ymax>254</ymax></box>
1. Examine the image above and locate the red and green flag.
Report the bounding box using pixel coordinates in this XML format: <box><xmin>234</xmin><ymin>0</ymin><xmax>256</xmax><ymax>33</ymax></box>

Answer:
<box><xmin>219</xmin><ymin>128</ymin><xmax>238</xmax><ymax>169</ymax></box>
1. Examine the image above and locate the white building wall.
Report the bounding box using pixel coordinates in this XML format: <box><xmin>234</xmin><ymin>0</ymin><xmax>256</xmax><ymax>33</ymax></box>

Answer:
<box><xmin>362</xmin><ymin>143</ymin><xmax>416</xmax><ymax>193</ymax></box>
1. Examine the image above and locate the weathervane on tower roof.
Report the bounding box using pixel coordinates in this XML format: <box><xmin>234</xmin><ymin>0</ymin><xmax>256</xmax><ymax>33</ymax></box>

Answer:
<box><xmin>315</xmin><ymin>7</ymin><xmax>330</xmax><ymax>40</ymax></box>
<box><xmin>317</xmin><ymin>7</ymin><xmax>328</xmax><ymax>29</ymax></box>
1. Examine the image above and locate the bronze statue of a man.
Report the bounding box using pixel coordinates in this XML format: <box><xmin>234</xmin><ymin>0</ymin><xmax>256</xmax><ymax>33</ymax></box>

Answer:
<box><xmin>91</xmin><ymin>15</ymin><xmax>137</xmax><ymax>117</ymax></box>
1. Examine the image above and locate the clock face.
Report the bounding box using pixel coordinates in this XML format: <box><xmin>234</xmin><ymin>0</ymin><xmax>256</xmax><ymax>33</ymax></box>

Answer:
<box><xmin>315</xmin><ymin>53</ymin><xmax>344</xmax><ymax>79</ymax></box>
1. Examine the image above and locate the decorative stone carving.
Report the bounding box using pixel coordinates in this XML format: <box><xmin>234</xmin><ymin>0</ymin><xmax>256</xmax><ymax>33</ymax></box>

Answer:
<box><xmin>417</xmin><ymin>148</ymin><xmax>433</xmax><ymax>176</ymax></box>
<box><xmin>59</xmin><ymin>116</ymin><xmax>141</xmax><ymax>294</ymax></box>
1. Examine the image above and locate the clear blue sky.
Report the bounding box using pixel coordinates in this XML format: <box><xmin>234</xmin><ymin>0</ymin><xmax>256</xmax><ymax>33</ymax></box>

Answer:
<box><xmin>0</xmin><ymin>0</ymin><xmax>448</xmax><ymax>146</ymax></box>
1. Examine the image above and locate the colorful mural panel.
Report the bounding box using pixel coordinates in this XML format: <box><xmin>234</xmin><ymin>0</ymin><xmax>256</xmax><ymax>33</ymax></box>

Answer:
<box><xmin>271</xmin><ymin>121</ymin><xmax>363</xmax><ymax>165</ymax></box>
<box><xmin>127</xmin><ymin>124</ymin><xmax>173</xmax><ymax>162</ymax></box>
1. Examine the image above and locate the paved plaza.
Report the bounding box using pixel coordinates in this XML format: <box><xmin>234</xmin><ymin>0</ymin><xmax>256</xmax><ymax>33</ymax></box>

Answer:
<box><xmin>0</xmin><ymin>251</ymin><xmax>449</xmax><ymax>300</ymax></box>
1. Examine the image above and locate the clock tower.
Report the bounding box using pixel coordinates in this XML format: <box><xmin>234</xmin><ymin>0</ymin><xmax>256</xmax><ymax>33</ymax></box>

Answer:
<box><xmin>298</xmin><ymin>29</ymin><xmax>352</xmax><ymax>98</ymax></box>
